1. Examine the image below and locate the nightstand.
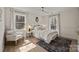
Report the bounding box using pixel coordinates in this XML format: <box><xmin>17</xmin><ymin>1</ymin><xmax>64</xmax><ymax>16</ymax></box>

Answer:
<box><xmin>26</xmin><ymin>31</ymin><xmax>33</xmax><ymax>38</ymax></box>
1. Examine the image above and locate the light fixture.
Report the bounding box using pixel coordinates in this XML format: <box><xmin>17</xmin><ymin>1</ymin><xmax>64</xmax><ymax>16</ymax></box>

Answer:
<box><xmin>41</xmin><ymin>7</ymin><xmax>49</xmax><ymax>15</ymax></box>
<box><xmin>41</xmin><ymin>7</ymin><xmax>44</xmax><ymax>12</ymax></box>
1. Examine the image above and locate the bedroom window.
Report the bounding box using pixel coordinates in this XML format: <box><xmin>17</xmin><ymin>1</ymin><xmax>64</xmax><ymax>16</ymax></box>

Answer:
<box><xmin>15</xmin><ymin>14</ymin><xmax>25</xmax><ymax>29</ymax></box>
<box><xmin>51</xmin><ymin>16</ymin><xmax>56</xmax><ymax>30</ymax></box>
<box><xmin>49</xmin><ymin>16</ymin><xmax>56</xmax><ymax>30</ymax></box>
<box><xmin>49</xmin><ymin>14</ymin><xmax>60</xmax><ymax>35</ymax></box>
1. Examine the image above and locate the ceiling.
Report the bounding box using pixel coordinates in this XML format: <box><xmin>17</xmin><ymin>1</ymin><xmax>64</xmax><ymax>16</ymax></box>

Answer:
<box><xmin>13</xmin><ymin>7</ymin><xmax>78</xmax><ymax>16</ymax></box>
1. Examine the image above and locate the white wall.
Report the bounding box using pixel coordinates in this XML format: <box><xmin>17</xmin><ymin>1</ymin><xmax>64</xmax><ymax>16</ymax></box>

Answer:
<box><xmin>5</xmin><ymin>7</ymin><xmax>79</xmax><ymax>40</ymax></box>
<box><xmin>27</xmin><ymin>13</ymin><xmax>50</xmax><ymax>34</ymax></box>
<box><xmin>77</xmin><ymin>8</ymin><xmax>79</xmax><ymax>29</ymax></box>
<box><xmin>40</xmin><ymin>16</ymin><xmax>49</xmax><ymax>30</ymax></box>
<box><xmin>27</xmin><ymin>13</ymin><xmax>42</xmax><ymax>25</ymax></box>
<box><xmin>28</xmin><ymin>8</ymin><xmax>79</xmax><ymax>40</ymax></box>
<box><xmin>0</xmin><ymin>8</ymin><xmax>5</xmax><ymax>52</ymax></box>
<box><xmin>5</xmin><ymin>8</ymin><xmax>12</xmax><ymax>30</ymax></box>
<box><xmin>5</xmin><ymin>8</ymin><xmax>28</xmax><ymax>31</ymax></box>
<box><xmin>60</xmin><ymin>8</ymin><xmax>79</xmax><ymax>39</ymax></box>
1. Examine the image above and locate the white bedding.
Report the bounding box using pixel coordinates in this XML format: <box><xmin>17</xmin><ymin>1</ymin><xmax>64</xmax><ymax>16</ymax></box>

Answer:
<box><xmin>40</xmin><ymin>30</ymin><xmax>58</xmax><ymax>44</ymax></box>
<box><xmin>33</xmin><ymin>26</ymin><xmax>58</xmax><ymax>44</ymax></box>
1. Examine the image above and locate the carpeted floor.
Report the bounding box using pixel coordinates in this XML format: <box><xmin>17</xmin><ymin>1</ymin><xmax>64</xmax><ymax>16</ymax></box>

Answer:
<box><xmin>37</xmin><ymin>37</ymin><xmax>72</xmax><ymax>52</ymax></box>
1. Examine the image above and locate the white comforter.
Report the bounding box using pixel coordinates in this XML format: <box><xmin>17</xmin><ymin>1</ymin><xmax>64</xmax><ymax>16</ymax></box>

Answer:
<box><xmin>33</xmin><ymin>26</ymin><xmax>58</xmax><ymax>44</ymax></box>
<box><xmin>40</xmin><ymin>30</ymin><xmax>58</xmax><ymax>44</ymax></box>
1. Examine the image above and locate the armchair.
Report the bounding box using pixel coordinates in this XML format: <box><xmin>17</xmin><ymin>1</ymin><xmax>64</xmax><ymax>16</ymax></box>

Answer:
<box><xmin>6</xmin><ymin>30</ymin><xmax>24</xmax><ymax>45</ymax></box>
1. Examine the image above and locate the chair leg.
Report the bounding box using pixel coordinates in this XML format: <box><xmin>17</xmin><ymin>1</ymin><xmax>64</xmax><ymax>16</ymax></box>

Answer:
<box><xmin>15</xmin><ymin>40</ymin><xmax>17</xmax><ymax>45</ymax></box>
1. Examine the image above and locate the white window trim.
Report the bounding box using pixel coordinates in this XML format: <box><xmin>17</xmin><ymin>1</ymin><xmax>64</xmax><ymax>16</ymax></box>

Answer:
<box><xmin>14</xmin><ymin>11</ymin><xmax>26</xmax><ymax>31</ymax></box>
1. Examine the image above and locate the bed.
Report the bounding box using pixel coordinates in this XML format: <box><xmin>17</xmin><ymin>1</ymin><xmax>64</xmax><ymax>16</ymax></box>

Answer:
<box><xmin>33</xmin><ymin>25</ymin><xmax>58</xmax><ymax>44</ymax></box>
<box><xmin>39</xmin><ymin>30</ymin><xmax>58</xmax><ymax>44</ymax></box>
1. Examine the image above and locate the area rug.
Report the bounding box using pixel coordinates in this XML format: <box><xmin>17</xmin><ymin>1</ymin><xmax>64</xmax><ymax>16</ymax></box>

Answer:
<box><xmin>37</xmin><ymin>37</ymin><xmax>72</xmax><ymax>52</ymax></box>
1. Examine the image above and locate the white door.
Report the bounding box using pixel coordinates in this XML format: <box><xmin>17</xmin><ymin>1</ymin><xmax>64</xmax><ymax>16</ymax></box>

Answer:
<box><xmin>0</xmin><ymin>8</ymin><xmax>5</xmax><ymax>52</ymax></box>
